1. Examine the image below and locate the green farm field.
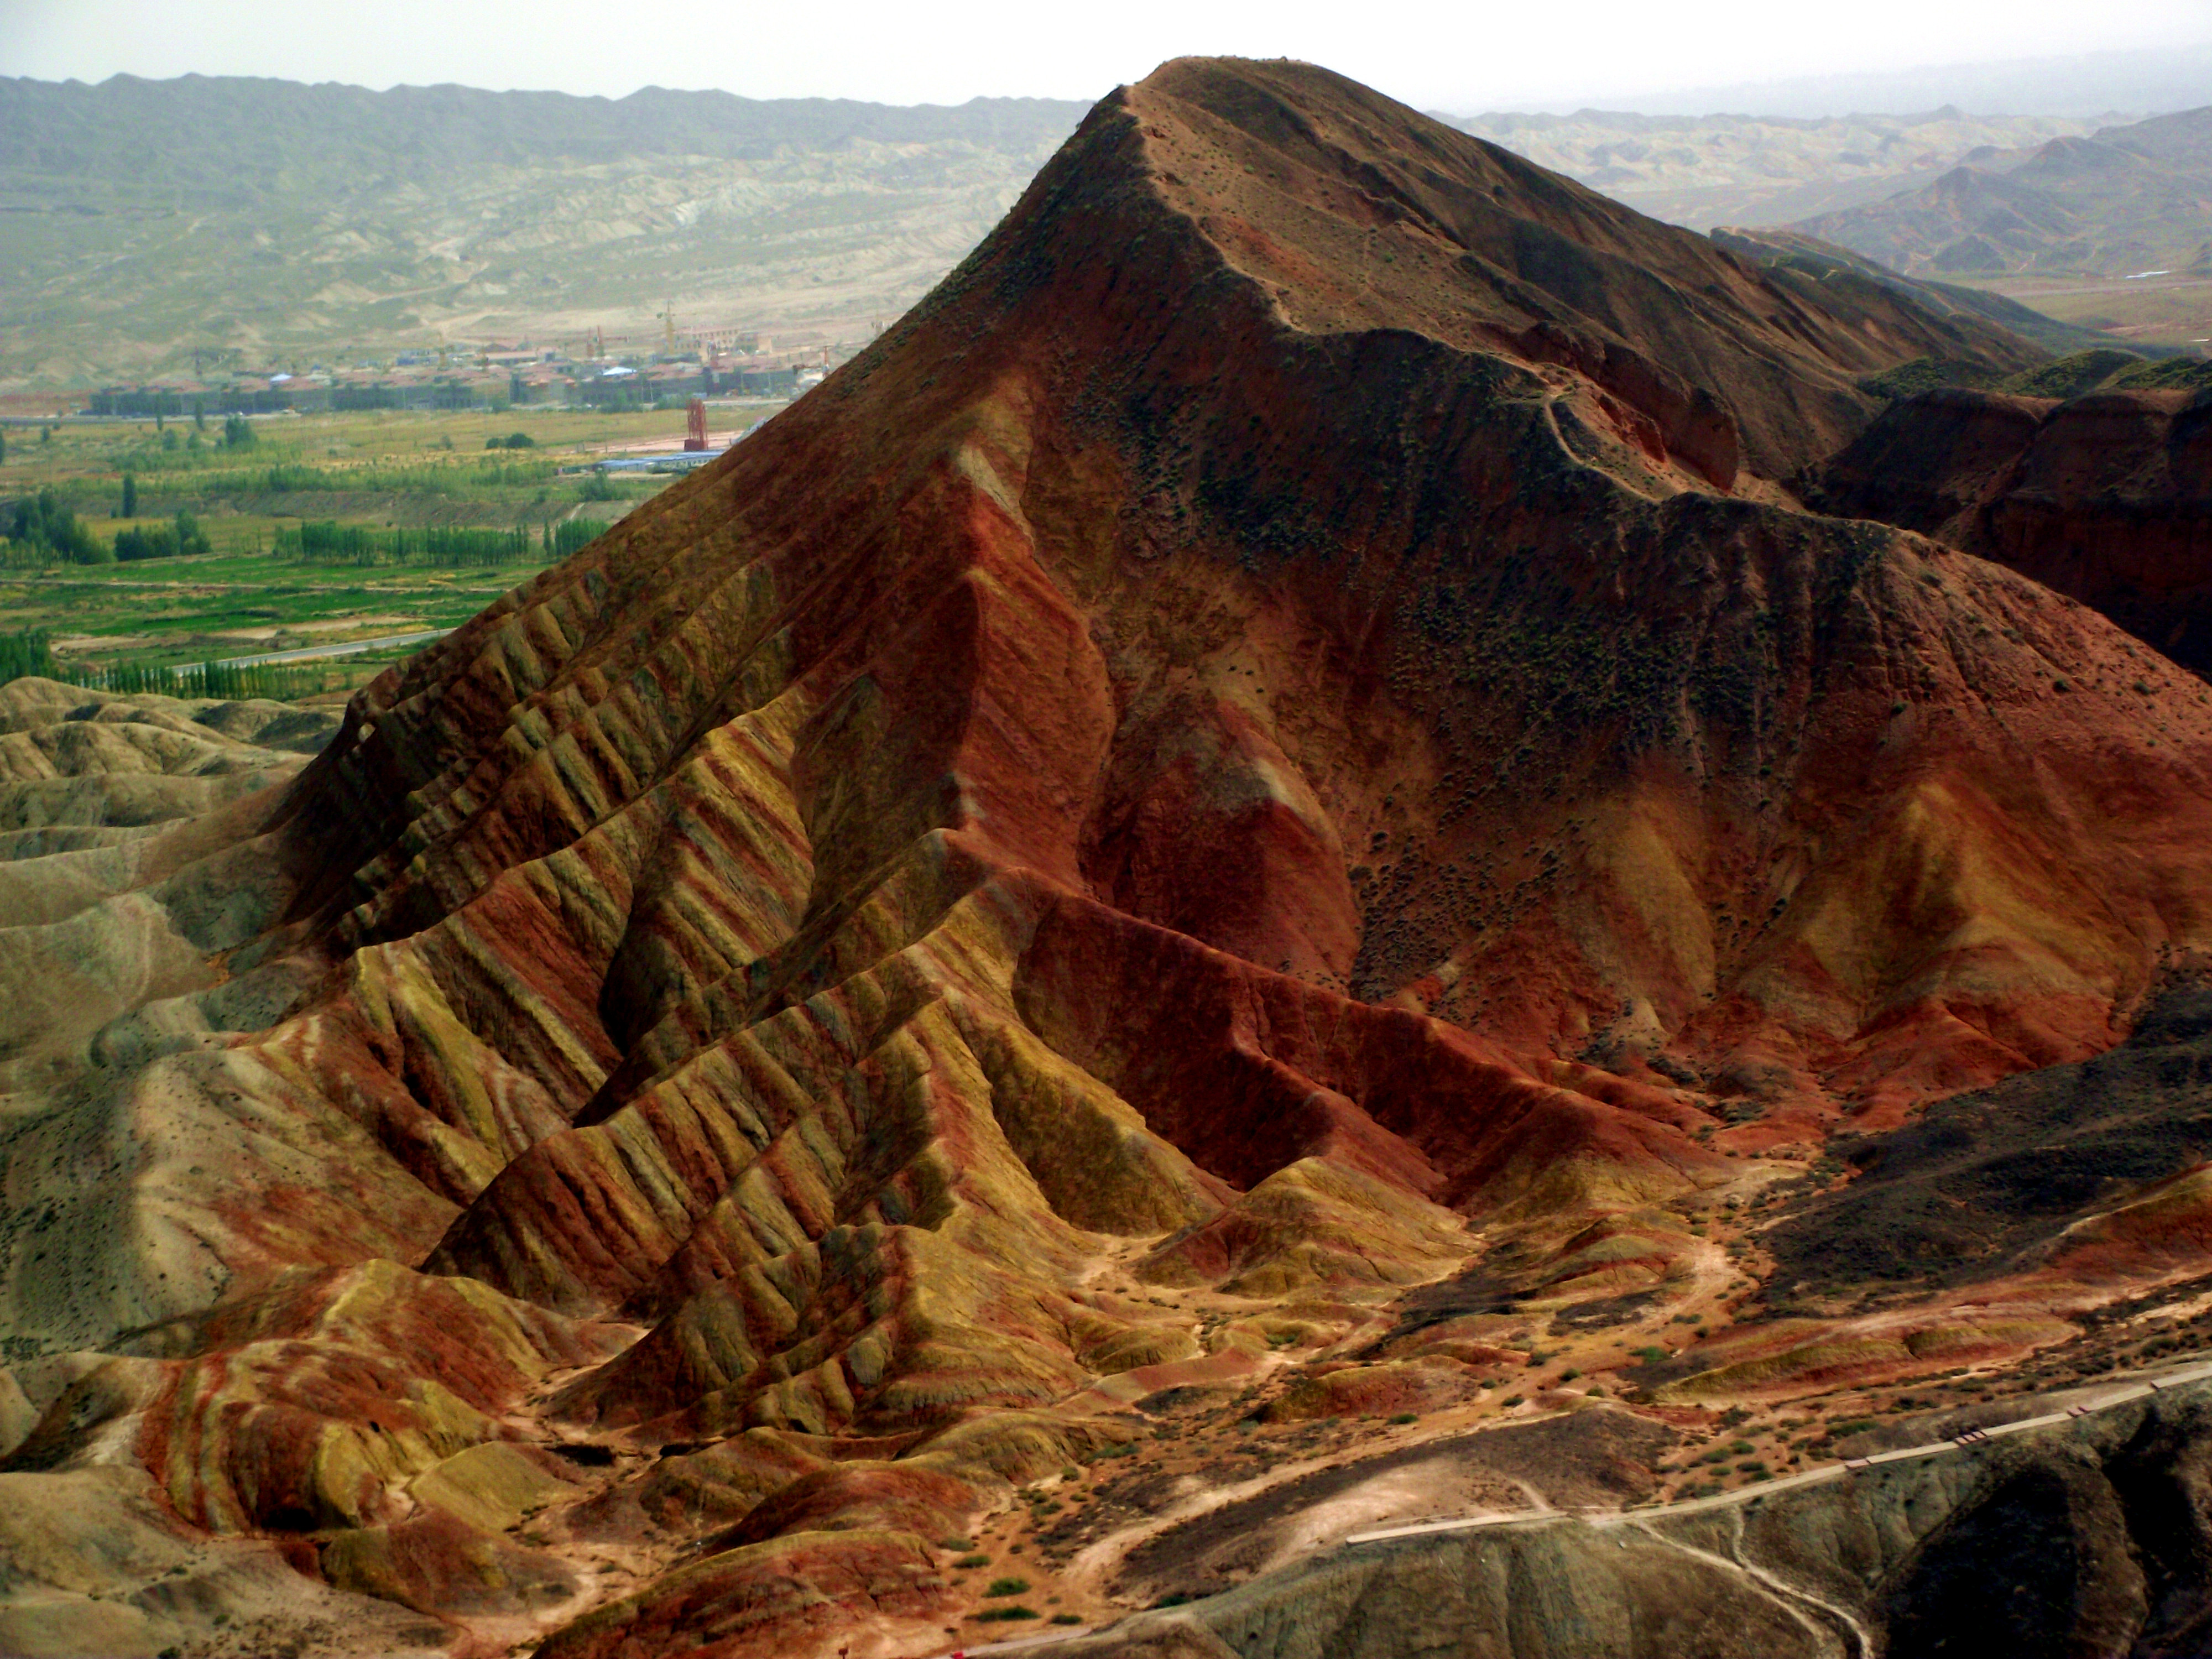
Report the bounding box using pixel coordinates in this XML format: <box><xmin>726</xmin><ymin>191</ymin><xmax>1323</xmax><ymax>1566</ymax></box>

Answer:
<box><xmin>0</xmin><ymin>403</ymin><xmax>777</xmax><ymax>696</ymax></box>
<box><xmin>1959</xmin><ymin>272</ymin><xmax>2212</xmax><ymax>354</ymax></box>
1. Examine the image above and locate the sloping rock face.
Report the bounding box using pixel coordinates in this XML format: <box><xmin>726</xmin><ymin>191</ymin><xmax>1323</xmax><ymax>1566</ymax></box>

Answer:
<box><xmin>1812</xmin><ymin>384</ymin><xmax>2212</xmax><ymax>675</ymax></box>
<box><xmin>1709</xmin><ymin>226</ymin><xmax>2125</xmax><ymax>360</ymax></box>
<box><xmin>6</xmin><ymin>57</ymin><xmax>2212</xmax><ymax>1659</ymax></box>
<box><xmin>1764</xmin><ymin>974</ymin><xmax>2212</xmax><ymax>1295</ymax></box>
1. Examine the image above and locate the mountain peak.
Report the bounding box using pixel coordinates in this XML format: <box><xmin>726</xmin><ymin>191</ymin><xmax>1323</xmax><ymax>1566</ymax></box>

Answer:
<box><xmin>6</xmin><ymin>54</ymin><xmax>2212</xmax><ymax>1659</ymax></box>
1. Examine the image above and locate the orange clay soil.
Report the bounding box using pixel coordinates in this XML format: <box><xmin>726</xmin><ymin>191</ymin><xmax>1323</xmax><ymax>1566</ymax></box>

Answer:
<box><xmin>4</xmin><ymin>55</ymin><xmax>2212</xmax><ymax>1659</ymax></box>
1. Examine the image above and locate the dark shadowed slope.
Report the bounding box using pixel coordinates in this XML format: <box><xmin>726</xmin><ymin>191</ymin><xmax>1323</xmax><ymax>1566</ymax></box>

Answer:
<box><xmin>1812</xmin><ymin>383</ymin><xmax>2212</xmax><ymax>676</ymax></box>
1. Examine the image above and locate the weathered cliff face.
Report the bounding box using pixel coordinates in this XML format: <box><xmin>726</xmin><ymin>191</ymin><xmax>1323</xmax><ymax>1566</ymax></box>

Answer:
<box><xmin>1812</xmin><ymin>384</ymin><xmax>2212</xmax><ymax>675</ymax></box>
<box><xmin>4</xmin><ymin>56</ymin><xmax>2212</xmax><ymax>1659</ymax></box>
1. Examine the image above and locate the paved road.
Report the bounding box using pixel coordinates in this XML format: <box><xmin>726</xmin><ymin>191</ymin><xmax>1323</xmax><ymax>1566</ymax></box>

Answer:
<box><xmin>215</xmin><ymin>628</ymin><xmax>450</xmax><ymax>667</ymax></box>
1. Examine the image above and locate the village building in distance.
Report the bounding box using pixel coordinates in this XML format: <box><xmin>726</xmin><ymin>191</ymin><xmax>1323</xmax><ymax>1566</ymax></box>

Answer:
<box><xmin>84</xmin><ymin>331</ymin><xmax>832</xmax><ymax>420</ymax></box>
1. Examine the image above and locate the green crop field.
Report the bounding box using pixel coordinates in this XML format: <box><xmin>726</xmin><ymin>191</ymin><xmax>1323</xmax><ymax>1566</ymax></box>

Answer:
<box><xmin>0</xmin><ymin>403</ymin><xmax>773</xmax><ymax>699</ymax></box>
<box><xmin>1962</xmin><ymin>273</ymin><xmax>2212</xmax><ymax>354</ymax></box>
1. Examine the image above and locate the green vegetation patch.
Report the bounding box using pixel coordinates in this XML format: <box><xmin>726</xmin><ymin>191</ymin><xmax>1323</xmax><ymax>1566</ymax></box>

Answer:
<box><xmin>0</xmin><ymin>628</ymin><xmax>328</xmax><ymax>700</ymax></box>
<box><xmin>1857</xmin><ymin>358</ymin><xmax>2001</xmax><ymax>400</ymax></box>
<box><xmin>1998</xmin><ymin>348</ymin><xmax>2148</xmax><ymax>399</ymax></box>
<box><xmin>276</xmin><ymin>518</ymin><xmax>594</xmax><ymax>567</ymax></box>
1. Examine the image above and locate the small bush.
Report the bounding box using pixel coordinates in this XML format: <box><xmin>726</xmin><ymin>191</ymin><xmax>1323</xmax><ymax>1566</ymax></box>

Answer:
<box><xmin>1389</xmin><ymin>1412</ymin><xmax>1417</xmax><ymax>1424</ymax></box>
<box><xmin>1559</xmin><ymin>1368</ymin><xmax>1581</xmax><ymax>1382</ymax></box>
<box><xmin>1051</xmin><ymin>1613</ymin><xmax>1083</xmax><ymax>1625</ymax></box>
<box><xmin>938</xmin><ymin>1537</ymin><xmax>973</xmax><ymax>1551</ymax></box>
<box><xmin>972</xmin><ymin>1606</ymin><xmax>1039</xmax><ymax>1623</ymax></box>
<box><xmin>984</xmin><ymin>1578</ymin><xmax>1031</xmax><ymax>1597</ymax></box>
<box><xmin>954</xmin><ymin>1554</ymin><xmax>989</xmax><ymax>1569</ymax></box>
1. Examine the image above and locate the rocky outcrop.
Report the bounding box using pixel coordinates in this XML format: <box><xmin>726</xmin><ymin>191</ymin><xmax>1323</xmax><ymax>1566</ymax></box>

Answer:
<box><xmin>1811</xmin><ymin>384</ymin><xmax>2212</xmax><ymax>674</ymax></box>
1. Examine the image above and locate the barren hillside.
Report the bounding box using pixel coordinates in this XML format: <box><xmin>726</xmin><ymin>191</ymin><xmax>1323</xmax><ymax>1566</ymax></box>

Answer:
<box><xmin>0</xmin><ymin>75</ymin><xmax>1086</xmax><ymax>387</ymax></box>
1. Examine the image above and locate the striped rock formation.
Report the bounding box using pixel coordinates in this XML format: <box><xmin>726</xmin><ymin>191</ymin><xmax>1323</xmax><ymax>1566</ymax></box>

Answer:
<box><xmin>6</xmin><ymin>57</ymin><xmax>2212</xmax><ymax>1659</ymax></box>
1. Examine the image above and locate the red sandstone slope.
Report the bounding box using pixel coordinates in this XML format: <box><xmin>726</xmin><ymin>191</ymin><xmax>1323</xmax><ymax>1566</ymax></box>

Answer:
<box><xmin>7</xmin><ymin>56</ymin><xmax>2212</xmax><ymax>1659</ymax></box>
<box><xmin>1812</xmin><ymin>383</ymin><xmax>2212</xmax><ymax>676</ymax></box>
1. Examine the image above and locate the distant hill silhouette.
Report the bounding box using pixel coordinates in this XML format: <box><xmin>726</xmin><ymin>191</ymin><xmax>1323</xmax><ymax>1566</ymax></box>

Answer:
<box><xmin>1791</xmin><ymin>105</ymin><xmax>2212</xmax><ymax>278</ymax></box>
<box><xmin>1443</xmin><ymin>106</ymin><xmax>2099</xmax><ymax>231</ymax></box>
<box><xmin>0</xmin><ymin>74</ymin><xmax>1087</xmax><ymax>385</ymax></box>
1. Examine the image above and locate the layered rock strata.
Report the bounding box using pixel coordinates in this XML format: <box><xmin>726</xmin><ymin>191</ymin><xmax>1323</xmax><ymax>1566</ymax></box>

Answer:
<box><xmin>4</xmin><ymin>56</ymin><xmax>2212</xmax><ymax>1659</ymax></box>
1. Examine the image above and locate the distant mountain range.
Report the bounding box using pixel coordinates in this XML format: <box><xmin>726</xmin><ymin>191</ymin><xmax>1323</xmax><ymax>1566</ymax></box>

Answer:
<box><xmin>1791</xmin><ymin>105</ymin><xmax>2212</xmax><ymax>279</ymax></box>
<box><xmin>1444</xmin><ymin>107</ymin><xmax>2101</xmax><ymax>231</ymax></box>
<box><xmin>0</xmin><ymin>75</ymin><xmax>1086</xmax><ymax>387</ymax></box>
<box><xmin>1528</xmin><ymin>40</ymin><xmax>2212</xmax><ymax>121</ymax></box>
<box><xmin>7</xmin><ymin>68</ymin><xmax>2204</xmax><ymax>393</ymax></box>
<box><xmin>1447</xmin><ymin>97</ymin><xmax>2212</xmax><ymax>295</ymax></box>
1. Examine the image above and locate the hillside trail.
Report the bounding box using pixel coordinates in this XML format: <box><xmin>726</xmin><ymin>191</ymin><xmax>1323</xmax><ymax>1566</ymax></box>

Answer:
<box><xmin>1625</xmin><ymin>1507</ymin><xmax>1869</xmax><ymax>1658</ymax></box>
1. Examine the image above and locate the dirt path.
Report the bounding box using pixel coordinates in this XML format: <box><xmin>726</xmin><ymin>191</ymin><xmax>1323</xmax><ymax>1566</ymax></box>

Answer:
<box><xmin>1626</xmin><ymin>1508</ymin><xmax>1869</xmax><ymax>1659</ymax></box>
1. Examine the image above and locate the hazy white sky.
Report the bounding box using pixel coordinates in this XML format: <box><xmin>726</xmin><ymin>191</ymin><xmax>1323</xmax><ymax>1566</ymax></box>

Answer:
<box><xmin>3</xmin><ymin>0</ymin><xmax>2209</xmax><ymax>110</ymax></box>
